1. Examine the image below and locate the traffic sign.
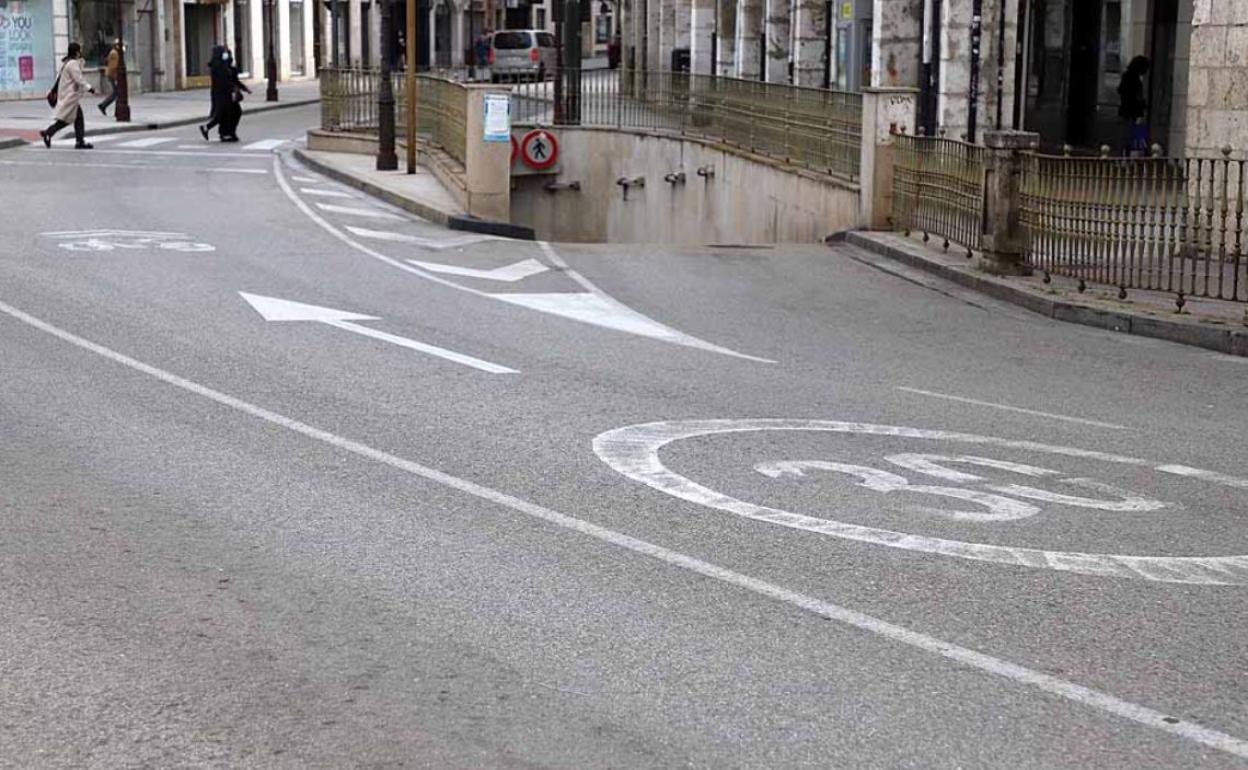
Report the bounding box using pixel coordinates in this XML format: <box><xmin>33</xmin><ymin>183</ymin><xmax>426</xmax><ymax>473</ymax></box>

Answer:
<box><xmin>519</xmin><ymin>129</ymin><xmax>558</xmax><ymax>170</ymax></box>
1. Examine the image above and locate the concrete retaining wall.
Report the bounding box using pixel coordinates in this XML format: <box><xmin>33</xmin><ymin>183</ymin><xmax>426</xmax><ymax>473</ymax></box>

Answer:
<box><xmin>509</xmin><ymin>128</ymin><xmax>863</xmax><ymax>244</ymax></box>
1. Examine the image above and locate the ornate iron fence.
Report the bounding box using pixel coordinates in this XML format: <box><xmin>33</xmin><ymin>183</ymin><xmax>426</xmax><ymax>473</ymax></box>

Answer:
<box><xmin>319</xmin><ymin>67</ymin><xmax>468</xmax><ymax>167</ymax></box>
<box><xmin>510</xmin><ymin>68</ymin><xmax>862</xmax><ymax>181</ymax></box>
<box><xmin>1020</xmin><ymin>149</ymin><xmax>1248</xmax><ymax>302</ymax></box>
<box><xmin>890</xmin><ymin>133</ymin><xmax>986</xmax><ymax>256</ymax></box>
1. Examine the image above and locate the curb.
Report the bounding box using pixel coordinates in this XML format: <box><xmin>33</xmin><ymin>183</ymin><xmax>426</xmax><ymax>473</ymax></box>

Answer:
<box><xmin>0</xmin><ymin>136</ymin><xmax>24</xmax><ymax>151</ymax></box>
<box><xmin>293</xmin><ymin>147</ymin><xmax>536</xmax><ymax>240</ymax></box>
<box><xmin>846</xmin><ymin>231</ymin><xmax>1248</xmax><ymax>358</ymax></box>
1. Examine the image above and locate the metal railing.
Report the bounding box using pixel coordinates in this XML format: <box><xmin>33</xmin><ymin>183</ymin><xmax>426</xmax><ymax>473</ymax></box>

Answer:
<box><xmin>1021</xmin><ymin>149</ymin><xmax>1248</xmax><ymax>302</ymax></box>
<box><xmin>510</xmin><ymin>68</ymin><xmax>862</xmax><ymax>181</ymax></box>
<box><xmin>320</xmin><ymin>67</ymin><xmax>468</xmax><ymax>166</ymax></box>
<box><xmin>891</xmin><ymin>132</ymin><xmax>986</xmax><ymax>256</ymax></box>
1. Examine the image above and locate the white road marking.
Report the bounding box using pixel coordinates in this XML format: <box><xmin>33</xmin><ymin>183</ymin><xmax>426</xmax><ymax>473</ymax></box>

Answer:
<box><xmin>238</xmin><ymin>292</ymin><xmax>516</xmax><ymax>374</ymax></box>
<box><xmin>29</xmin><ymin>148</ymin><xmax>270</xmax><ymax>159</ymax></box>
<box><xmin>346</xmin><ymin>226</ymin><xmax>498</xmax><ymax>250</ymax></box>
<box><xmin>243</xmin><ymin>139</ymin><xmax>286</xmax><ymax>151</ymax></box>
<box><xmin>1158</xmin><ymin>464</ymin><xmax>1248</xmax><ymax>490</ymax></box>
<box><xmin>897</xmin><ymin>387</ymin><xmax>1129</xmax><ymax>430</ymax></box>
<box><xmin>592</xmin><ymin>419</ymin><xmax>1248</xmax><ymax>585</ymax></box>
<box><xmin>52</xmin><ymin>133</ymin><xmax>126</xmax><ymax>146</ymax></box>
<box><xmin>276</xmin><ymin>156</ymin><xmax>769</xmax><ymax>361</ymax></box>
<box><xmin>175</xmin><ymin>145</ymin><xmax>211</xmax><ymax>150</ymax></box>
<box><xmin>116</xmin><ymin>137</ymin><xmax>178</xmax><ymax>148</ymax></box>
<box><xmin>291</xmin><ymin>175</ymin><xmax>320</xmax><ymax>183</ymax></box>
<box><xmin>408</xmin><ymin>257</ymin><xmax>549</xmax><ymax>282</ymax></box>
<box><xmin>0</xmin><ymin>298</ymin><xmax>1244</xmax><ymax>761</ymax></box>
<box><xmin>315</xmin><ymin>203</ymin><xmax>405</xmax><ymax>220</ymax></box>
<box><xmin>299</xmin><ymin>188</ymin><xmax>355</xmax><ymax>199</ymax></box>
<box><xmin>0</xmin><ymin>159</ymin><xmax>267</xmax><ymax>174</ymax></box>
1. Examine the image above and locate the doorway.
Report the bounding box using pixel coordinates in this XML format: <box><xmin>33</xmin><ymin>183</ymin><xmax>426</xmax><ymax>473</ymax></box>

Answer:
<box><xmin>183</xmin><ymin>3</ymin><xmax>219</xmax><ymax>84</ymax></box>
<box><xmin>1066</xmin><ymin>0</ymin><xmax>1100</xmax><ymax>147</ymax></box>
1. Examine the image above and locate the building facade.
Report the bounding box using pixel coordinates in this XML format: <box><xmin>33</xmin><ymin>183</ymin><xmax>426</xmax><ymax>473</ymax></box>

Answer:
<box><xmin>619</xmin><ymin>0</ymin><xmax>1248</xmax><ymax>158</ymax></box>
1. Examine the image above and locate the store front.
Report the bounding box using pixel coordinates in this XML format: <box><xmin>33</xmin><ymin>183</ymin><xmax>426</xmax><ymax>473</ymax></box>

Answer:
<box><xmin>0</xmin><ymin>0</ymin><xmax>57</xmax><ymax>99</ymax></box>
<box><xmin>183</xmin><ymin>0</ymin><xmax>222</xmax><ymax>84</ymax></box>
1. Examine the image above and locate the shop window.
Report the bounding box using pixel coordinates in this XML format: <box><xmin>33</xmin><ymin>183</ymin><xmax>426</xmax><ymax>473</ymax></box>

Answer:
<box><xmin>595</xmin><ymin>12</ymin><xmax>610</xmax><ymax>44</ymax></box>
<box><xmin>71</xmin><ymin>0</ymin><xmax>136</xmax><ymax>67</ymax></box>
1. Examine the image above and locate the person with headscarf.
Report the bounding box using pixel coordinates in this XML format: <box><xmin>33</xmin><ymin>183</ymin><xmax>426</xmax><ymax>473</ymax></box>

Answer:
<box><xmin>199</xmin><ymin>46</ymin><xmax>249</xmax><ymax>141</ymax></box>
<box><xmin>39</xmin><ymin>42</ymin><xmax>96</xmax><ymax>149</ymax></box>
<box><xmin>216</xmin><ymin>48</ymin><xmax>251</xmax><ymax>142</ymax></box>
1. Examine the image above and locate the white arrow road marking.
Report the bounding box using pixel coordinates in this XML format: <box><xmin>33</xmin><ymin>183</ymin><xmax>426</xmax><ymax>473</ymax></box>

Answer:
<box><xmin>116</xmin><ymin>137</ymin><xmax>177</xmax><ymax>148</ymax></box>
<box><xmin>406</xmin><ymin>257</ymin><xmax>549</xmax><ymax>282</ymax></box>
<box><xmin>238</xmin><ymin>292</ymin><xmax>517</xmax><ymax>374</ymax></box>
<box><xmin>1</xmin><ymin>295</ymin><xmax>1245</xmax><ymax>762</ymax></box>
<box><xmin>345</xmin><ymin>225</ymin><xmax>501</xmax><ymax>250</ymax></box>
<box><xmin>300</xmin><ymin>188</ymin><xmax>355</xmax><ymax>199</ymax></box>
<box><xmin>316</xmin><ymin>203</ymin><xmax>405</xmax><ymax>220</ymax></box>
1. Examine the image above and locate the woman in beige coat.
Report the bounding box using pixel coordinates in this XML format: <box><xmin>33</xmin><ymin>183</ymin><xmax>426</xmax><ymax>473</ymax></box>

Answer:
<box><xmin>40</xmin><ymin>42</ymin><xmax>96</xmax><ymax>149</ymax></box>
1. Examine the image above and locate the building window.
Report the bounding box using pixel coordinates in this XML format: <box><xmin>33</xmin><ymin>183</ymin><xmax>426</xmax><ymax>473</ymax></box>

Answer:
<box><xmin>594</xmin><ymin>12</ymin><xmax>610</xmax><ymax>44</ymax></box>
<box><xmin>289</xmin><ymin>0</ymin><xmax>305</xmax><ymax>74</ymax></box>
<box><xmin>71</xmin><ymin>0</ymin><xmax>136</xmax><ymax>67</ymax></box>
<box><xmin>534</xmin><ymin>7</ymin><xmax>545</xmax><ymax>30</ymax></box>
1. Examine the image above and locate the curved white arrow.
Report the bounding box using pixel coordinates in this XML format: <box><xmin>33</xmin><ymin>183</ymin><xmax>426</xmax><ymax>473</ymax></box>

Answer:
<box><xmin>239</xmin><ymin>292</ymin><xmax>517</xmax><ymax>374</ymax></box>
<box><xmin>406</xmin><ymin>257</ymin><xmax>549</xmax><ymax>282</ymax></box>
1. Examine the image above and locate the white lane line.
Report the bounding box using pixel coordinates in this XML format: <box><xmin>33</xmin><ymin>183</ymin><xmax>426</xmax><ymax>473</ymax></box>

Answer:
<box><xmin>315</xmin><ymin>203</ymin><xmax>405</xmax><ymax>220</ymax></box>
<box><xmin>1158</xmin><ymin>464</ymin><xmax>1248</xmax><ymax>489</ymax></box>
<box><xmin>242</xmin><ymin>139</ymin><xmax>286</xmax><ymax>151</ymax></box>
<box><xmin>291</xmin><ymin>175</ymin><xmax>320</xmax><ymax>183</ymax></box>
<box><xmin>176</xmin><ymin>145</ymin><xmax>211</xmax><ymax>150</ymax></box>
<box><xmin>408</xmin><ymin>257</ymin><xmax>549</xmax><ymax>282</ymax></box>
<box><xmin>0</xmin><ymin>159</ymin><xmax>267</xmax><ymax>174</ymax></box>
<box><xmin>278</xmin><ymin>157</ymin><xmax>770</xmax><ymax>361</ymax></box>
<box><xmin>347</xmin><ymin>226</ymin><xmax>497</xmax><ymax>249</ymax></box>
<box><xmin>116</xmin><ymin>137</ymin><xmax>178</xmax><ymax>148</ymax></box>
<box><xmin>897</xmin><ymin>387</ymin><xmax>1129</xmax><ymax>430</ymax></box>
<box><xmin>0</xmin><ymin>296</ymin><xmax>1244</xmax><ymax>763</ymax></box>
<box><xmin>53</xmin><ymin>133</ymin><xmax>126</xmax><ymax>146</ymax></box>
<box><xmin>26</xmin><ymin>148</ymin><xmax>270</xmax><ymax>159</ymax></box>
<box><xmin>300</xmin><ymin>188</ymin><xmax>355</xmax><ymax>199</ymax></box>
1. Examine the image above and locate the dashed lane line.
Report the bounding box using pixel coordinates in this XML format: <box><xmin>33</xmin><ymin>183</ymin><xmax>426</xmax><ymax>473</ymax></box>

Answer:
<box><xmin>116</xmin><ymin>137</ymin><xmax>178</xmax><ymax>148</ymax></box>
<box><xmin>897</xmin><ymin>387</ymin><xmax>1130</xmax><ymax>430</ymax></box>
<box><xmin>0</xmin><ymin>294</ymin><xmax>1244</xmax><ymax>762</ymax></box>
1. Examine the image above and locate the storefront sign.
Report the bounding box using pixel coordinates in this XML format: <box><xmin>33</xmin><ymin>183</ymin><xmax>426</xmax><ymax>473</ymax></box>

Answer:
<box><xmin>0</xmin><ymin>0</ymin><xmax>55</xmax><ymax>98</ymax></box>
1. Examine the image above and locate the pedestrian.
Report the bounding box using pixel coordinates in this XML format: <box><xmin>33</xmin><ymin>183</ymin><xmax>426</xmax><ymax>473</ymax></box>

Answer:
<box><xmin>216</xmin><ymin>48</ymin><xmax>251</xmax><ymax>142</ymax></box>
<box><xmin>199</xmin><ymin>46</ymin><xmax>247</xmax><ymax>141</ymax></box>
<box><xmin>98</xmin><ymin>39</ymin><xmax>122</xmax><ymax>116</ymax></box>
<box><xmin>474</xmin><ymin>31</ymin><xmax>491</xmax><ymax>82</ymax></box>
<box><xmin>39</xmin><ymin>42</ymin><xmax>96</xmax><ymax>150</ymax></box>
<box><xmin>1118</xmin><ymin>56</ymin><xmax>1150</xmax><ymax>157</ymax></box>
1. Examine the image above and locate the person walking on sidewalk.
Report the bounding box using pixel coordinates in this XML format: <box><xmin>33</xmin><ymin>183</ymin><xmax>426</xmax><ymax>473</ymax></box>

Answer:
<box><xmin>39</xmin><ymin>42</ymin><xmax>95</xmax><ymax>150</ymax></box>
<box><xmin>98</xmin><ymin>40</ymin><xmax>122</xmax><ymax>116</ymax></box>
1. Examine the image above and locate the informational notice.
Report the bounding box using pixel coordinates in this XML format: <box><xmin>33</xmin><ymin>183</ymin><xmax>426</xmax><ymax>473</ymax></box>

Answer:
<box><xmin>483</xmin><ymin>92</ymin><xmax>511</xmax><ymax>143</ymax></box>
<box><xmin>0</xmin><ymin>0</ymin><xmax>55</xmax><ymax>99</ymax></box>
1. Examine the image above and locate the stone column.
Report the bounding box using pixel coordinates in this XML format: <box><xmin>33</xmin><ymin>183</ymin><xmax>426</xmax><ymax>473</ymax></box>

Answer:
<box><xmin>716</xmin><ymin>0</ymin><xmax>736</xmax><ymax>75</ymax></box>
<box><xmin>690</xmin><ymin>0</ymin><xmax>715</xmax><ymax>74</ymax></box>
<box><xmin>462</xmin><ymin>85</ymin><xmax>513</xmax><ymax>220</ymax></box>
<box><xmin>977</xmin><ymin>130</ymin><xmax>1038</xmax><ymax>275</ymax></box>
<box><xmin>791</xmin><ymin>0</ymin><xmax>823</xmax><ymax>87</ymax></box>
<box><xmin>859</xmin><ymin>87</ymin><xmax>918</xmax><ymax>229</ymax></box>
<box><xmin>647</xmin><ymin>0</ymin><xmax>663</xmax><ymax>70</ymax></box>
<box><xmin>278</xmin><ymin>0</ymin><xmax>292</xmax><ymax>80</ymax></box>
<box><xmin>763</xmin><ymin>0</ymin><xmax>789</xmax><ymax>82</ymax></box>
<box><xmin>1184</xmin><ymin>0</ymin><xmax>1248</xmax><ymax>158</ymax></box>
<box><xmin>675</xmin><ymin>0</ymin><xmax>692</xmax><ymax>52</ymax></box>
<box><xmin>658</xmin><ymin>0</ymin><xmax>678</xmax><ymax>69</ymax></box>
<box><xmin>452</xmin><ymin>3</ymin><xmax>465</xmax><ymax>66</ymax></box>
<box><xmin>348</xmin><ymin>0</ymin><xmax>363</xmax><ymax>66</ymax></box>
<box><xmin>871</xmin><ymin>0</ymin><xmax>921</xmax><ymax>88</ymax></box>
<box><xmin>733</xmin><ymin>0</ymin><xmax>762</xmax><ymax>79</ymax></box>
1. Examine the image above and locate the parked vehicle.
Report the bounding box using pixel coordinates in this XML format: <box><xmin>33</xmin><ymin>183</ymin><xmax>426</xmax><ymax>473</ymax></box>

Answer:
<box><xmin>488</xmin><ymin>29</ymin><xmax>557</xmax><ymax>81</ymax></box>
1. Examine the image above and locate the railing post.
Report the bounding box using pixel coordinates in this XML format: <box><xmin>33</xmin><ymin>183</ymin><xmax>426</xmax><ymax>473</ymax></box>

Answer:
<box><xmin>859</xmin><ymin>87</ymin><xmax>918</xmax><ymax>230</ymax></box>
<box><xmin>977</xmin><ymin>130</ymin><xmax>1040</xmax><ymax>275</ymax></box>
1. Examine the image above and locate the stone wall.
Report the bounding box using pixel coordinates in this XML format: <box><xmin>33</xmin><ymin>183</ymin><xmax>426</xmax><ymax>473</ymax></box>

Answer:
<box><xmin>1184</xmin><ymin>0</ymin><xmax>1248</xmax><ymax>158</ymax></box>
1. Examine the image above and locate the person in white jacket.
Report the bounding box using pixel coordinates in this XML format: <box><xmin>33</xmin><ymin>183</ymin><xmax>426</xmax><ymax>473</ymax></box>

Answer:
<box><xmin>40</xmin><ymin>42</ymin><xmax>96</xmax><ymax>149</ymax></box>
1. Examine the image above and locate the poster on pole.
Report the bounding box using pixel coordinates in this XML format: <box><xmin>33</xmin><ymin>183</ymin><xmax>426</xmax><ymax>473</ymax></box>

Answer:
<box><xmin>483</xmin><ymin>93</ymin><xmax>511</xmax><ymax>143</ymax></box>
<box><xmin>0</xmin><ymin>0</ymin><xmax>55</xmax><ymax>99</ymax></box>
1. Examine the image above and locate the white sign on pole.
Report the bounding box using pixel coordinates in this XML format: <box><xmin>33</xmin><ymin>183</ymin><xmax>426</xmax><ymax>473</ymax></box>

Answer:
<box><xmin>483</xmin><ymin>93</ymin><xmax>511</xmax><ymax>142</ymax></box>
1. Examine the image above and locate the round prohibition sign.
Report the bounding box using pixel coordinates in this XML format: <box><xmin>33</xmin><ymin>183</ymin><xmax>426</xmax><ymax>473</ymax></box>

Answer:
<box><xmin>519</xmin><ymin>129</ymin><xmax>559</xmax><ymax>170</ymax></box>
<box><xmin>592</xmin><ymin>419</ymin><xmax>1248</xmax><ymax>585</ymax></box>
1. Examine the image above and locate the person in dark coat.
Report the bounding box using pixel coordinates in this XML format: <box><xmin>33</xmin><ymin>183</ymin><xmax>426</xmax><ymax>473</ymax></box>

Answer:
<box><xmin>216</xmin><ymin>48</ymin><xmax>250</xmax><ymax>142</ymax></box>
<box><xmin>1117</xmin><ymin>56</ymin><xmax>1150</xmax><ymax>156</ymax></box>
<box><xmin>198</xmin><ymin>46</ymin><xmax>250</xmax><ymax>142</ymax></box>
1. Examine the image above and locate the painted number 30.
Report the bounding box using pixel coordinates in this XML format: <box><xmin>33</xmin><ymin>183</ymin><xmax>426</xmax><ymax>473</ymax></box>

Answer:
<box><xmin>754</xmin><ymin>454</ymin><xmax>1166</xmax><ymax>522</ymax></box>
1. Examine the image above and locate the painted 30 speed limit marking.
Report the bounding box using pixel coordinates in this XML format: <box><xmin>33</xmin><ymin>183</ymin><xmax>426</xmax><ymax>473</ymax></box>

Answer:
<box><xmin>593</xmin><ymin>419</ymin><xmax>1248</xmax><ymax>585</ymax></box>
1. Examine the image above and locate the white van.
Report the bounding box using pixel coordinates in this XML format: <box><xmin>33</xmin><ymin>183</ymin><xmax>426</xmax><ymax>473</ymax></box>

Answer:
<box><xmin>488</xmin><ymin>30</ymin><xmax>558</xmax><ymax>82</ymax></box>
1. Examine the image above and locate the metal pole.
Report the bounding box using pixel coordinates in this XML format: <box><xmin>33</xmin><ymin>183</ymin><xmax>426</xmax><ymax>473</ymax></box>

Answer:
<box><xmin>331</xmin><ymin>0</ymin><xmax>340</xmax><ymax>66</ymax></box>
<box><xmin>995</xmin><ymin>0</ymin><xmax>1005</xmax><ymax>130</ymax></box>
<box><xmin>266</xmin><ymin>0</ymin><xmax>279</xmax><ymax>101</ymax></box>
<box><xmin>377</xmin><ymin>0</ymin><xmax>398</xmax><ymax>169</ymax></box>
<box><xmin>405</xmin><ymin>0</ymin><xmax>416</xmax><ymax>173</ymax></box>
<box><xmin>967</xmin><ymin>0</ymin><xmax>981</xmax><ymax>140</ymax></box>
<box><xmin>114</xmin><ymin>0</ymin><xmax>131</xmax><ymax>121</ymax></box>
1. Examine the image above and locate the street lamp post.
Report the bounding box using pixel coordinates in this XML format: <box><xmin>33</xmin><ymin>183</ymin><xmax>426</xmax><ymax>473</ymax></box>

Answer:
<box><xmin>376</xmin><ymin>0</ymin><xmax>398</xmax><ymax>170</ymax></box>
<box><xmin>405</xmin><ymin>0</ymin><xmax>416</xmax><ymax>174</ymax></box>
<box><xmin>266</xmin><ymin>0</ymin><xmax>279</xmax><ymax>101</ymax></box>
<box><xmin>113</xmin><ymin>0</ymin><xmax>131</xmax><ymax>121</ymax></box>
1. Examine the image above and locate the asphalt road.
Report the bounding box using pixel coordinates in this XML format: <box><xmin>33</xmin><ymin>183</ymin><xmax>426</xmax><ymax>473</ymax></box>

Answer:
<box><xmin>2</xmin><ymin>105</ymin><xmax>1247</xmax><ymax>769</ymax></box>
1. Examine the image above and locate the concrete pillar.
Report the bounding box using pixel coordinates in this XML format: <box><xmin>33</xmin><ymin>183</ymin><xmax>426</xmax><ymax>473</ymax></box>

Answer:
<box><xmin>733</xmin><ymin>0</ymin><xmax>762</xmax><ymax>78</ymax></box>
<box><xmin>426</xmin><ymin>5</ymin><xmax>436</xmax><ymax>68</ymax></box>
<box><xmin>249</xmin><ymin>0</ymin><xmax>263</xmax><ymax>85</ymax></box>
<box><xmin>689</xmin><ymin>0</ymin><xmax>714</xmax><ymax>73</ymax></box>
<box><xmin>977</xmin><ymin>130</ymin><xmax>1038</xmax><ymax>274</ymax></box>
<box><xmin>304</xmin><ymin>0</ymin><xmax>316</xmax><ymax>74</ymax></box>
<box><xmin>871</xmin><ymin>0</ymin><xmax>921</xmax><ymax>88</ymax></box>
<box><xmin>462</xmin><ymin>85</ymin><xmax>513</xmax><ymax>220</ymax></box>
<box><xmin>859</xmin><ymin>87</ymin><xmax>918</xmax><ymax>229</ymax></box>
<box><xmin>373</xmin><ymin>0</ymin><xmax>383</xmax><ymax>66</ymax></box>
<box><xmin>278</xmin><ymin>0</ymin><xmax>292</xmax><ymax>79</ymax></box>
<box><xmin>646</xmin><ymin>0</ymin><xmax>663</xmax><ymax>70</ymax></box>
<box><xmin>452</xmin><ymin>4</ymin><xmax>465</xmax><ymax>66</ymax></box>
<box><xmin>763</xmin><ymin>0</ymin><xmax>788</xmax><ymax>82</ymax></box>
<box><xmin>349</xmin><ymin>0</ymin><xmax>363</xmax><ymax>66</ymax></box>
<box><xmin>791</xmin><ymin>0</ymin><xmax>823</xmax><ymax>87</ymax></box>
<box><xmin>675</xmin><ymin>0</ymin><xmax>692</xmax><ymax>49</ymax></box>
<box><xmin>716</xmin><ymin>0</ymin><xmax>736</xmax><ymax>75</ymax></box>
<box><xmin>658</xmin><ymin>0</ymin><xmax>677</xmax><ymax>69</ymax></box>
<box><xmin>1184</xmin><ymin>0</ymin><xmax>1248</xmax><ymax>158</ymax></box>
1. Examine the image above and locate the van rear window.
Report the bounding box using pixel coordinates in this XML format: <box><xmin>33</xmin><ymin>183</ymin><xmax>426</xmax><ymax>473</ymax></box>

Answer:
<box><xmin>537</xmin><ymin>33</ymin><xmax>556</xmax><ymax>47</ymax></box>
<box><xmin>493</xmin><ymin>31</ymin><xmax>532</xmax><ymax>49</ymax></box>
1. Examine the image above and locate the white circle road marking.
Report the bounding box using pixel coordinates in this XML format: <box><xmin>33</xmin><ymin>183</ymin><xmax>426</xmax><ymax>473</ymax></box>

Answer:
<box><xmin>592</xmin><ymin>419</ymin><xmax>1248</xmax><ymax>585</ymax></box>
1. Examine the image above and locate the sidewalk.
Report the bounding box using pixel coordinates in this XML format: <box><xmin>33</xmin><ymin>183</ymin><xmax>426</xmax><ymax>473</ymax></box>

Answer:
<box><xmin>847</xmin><ymin>230</ymin><xmax>1248</xmax><ymax>357</ymax></box>
<box><xmin>0</xmin><ymin>78</ymin><xmax>320</xmax><ymax>144</ymax></box>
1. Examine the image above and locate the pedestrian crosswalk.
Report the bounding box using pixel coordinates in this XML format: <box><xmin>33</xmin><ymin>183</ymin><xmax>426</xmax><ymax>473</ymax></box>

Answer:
<box><xmin>49</xmin><ymin>133</ymin><xmax>292</xmax><ymax>151</ymax></box>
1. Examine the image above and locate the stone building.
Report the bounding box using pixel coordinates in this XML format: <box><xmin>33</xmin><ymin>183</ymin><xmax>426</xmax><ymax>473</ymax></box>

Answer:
<box><xmin>619</xmin><ymin>0</ymin><xmax>1248</xmax><ymax>157</ymax></box>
